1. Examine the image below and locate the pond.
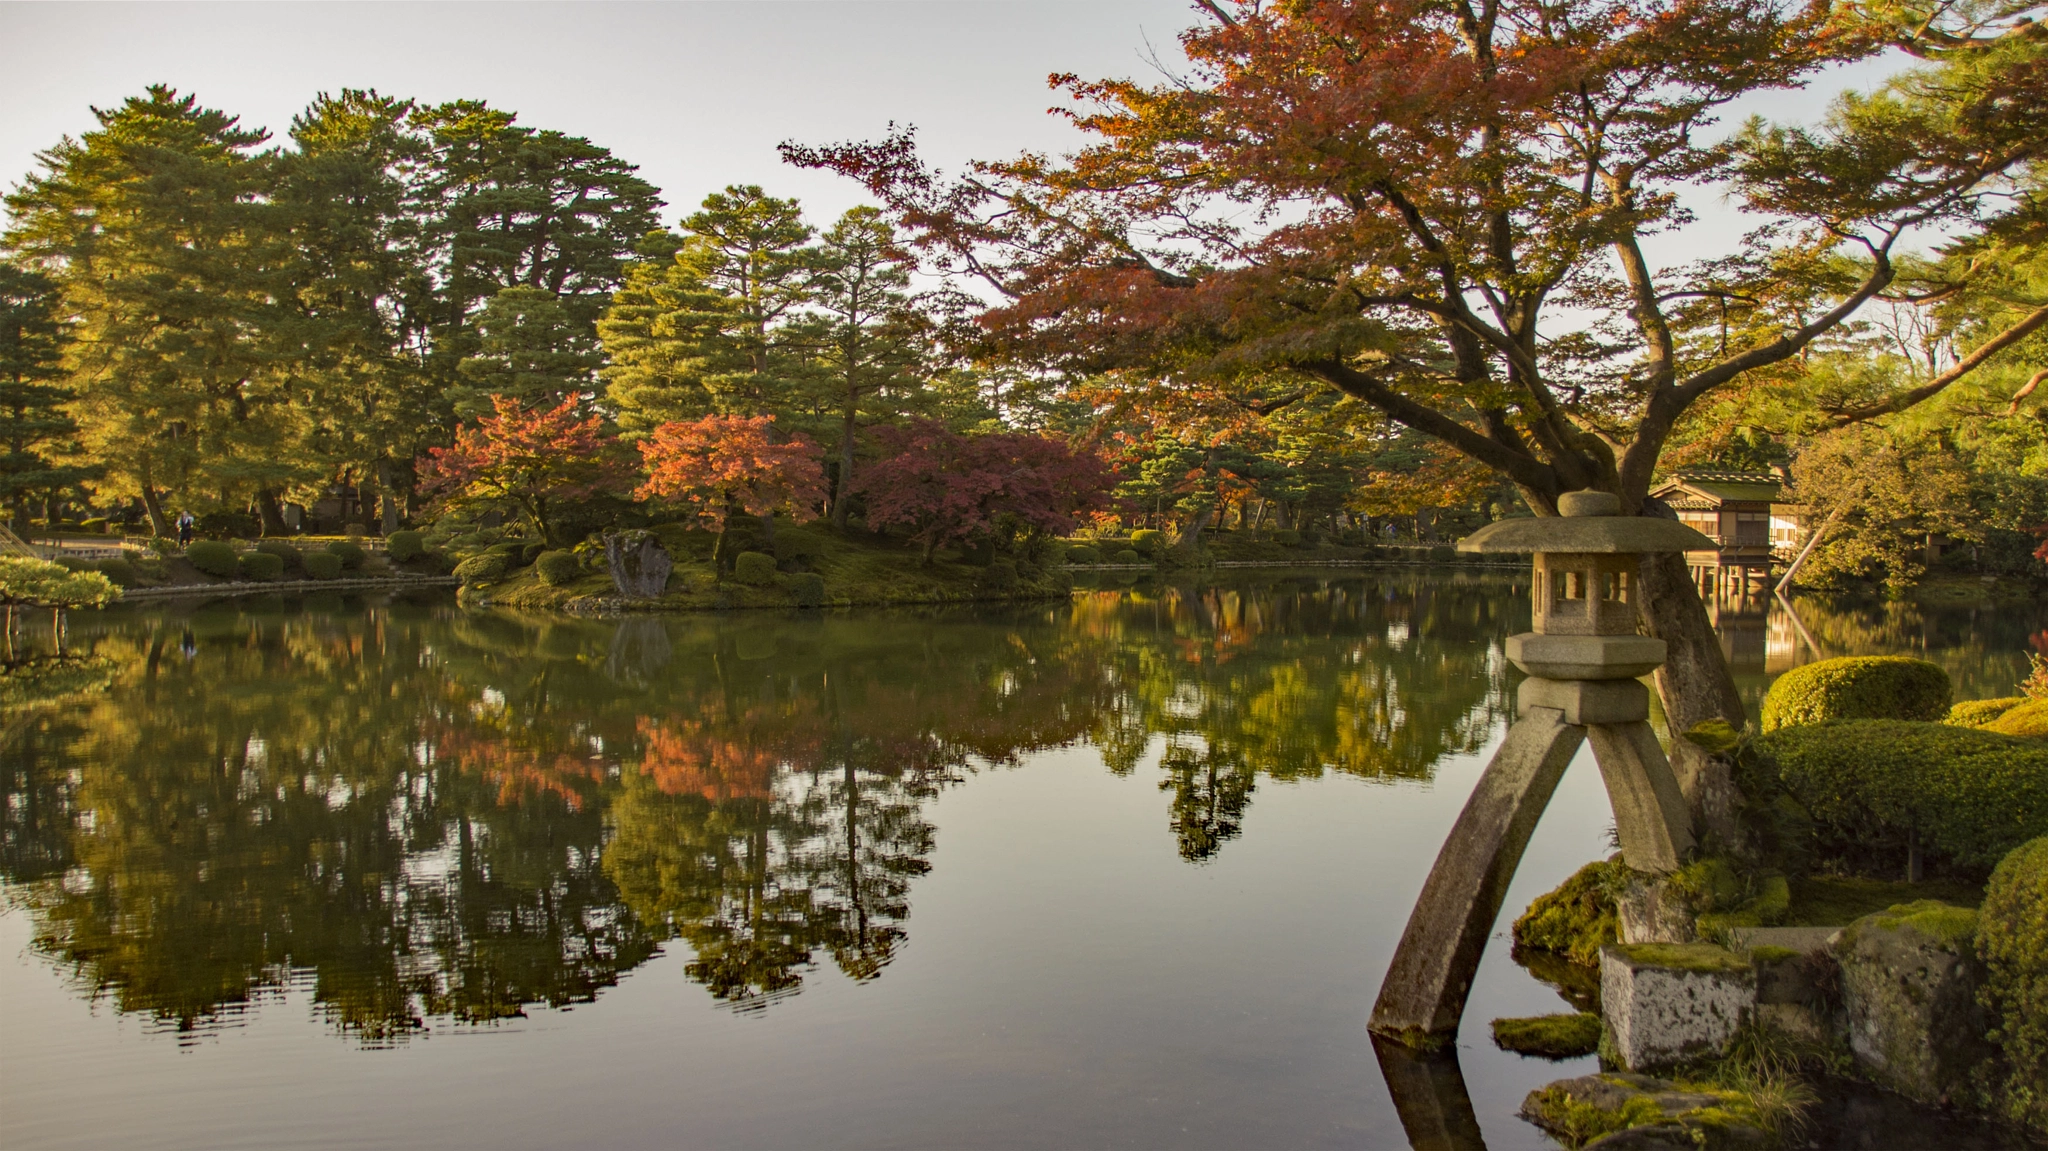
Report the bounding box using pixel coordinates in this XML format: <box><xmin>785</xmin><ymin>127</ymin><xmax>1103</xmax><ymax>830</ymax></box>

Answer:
<box><xmin>1</xmin><ymin>574</ymin><xmax>2042</xmax><ymax>1150</ymax></box>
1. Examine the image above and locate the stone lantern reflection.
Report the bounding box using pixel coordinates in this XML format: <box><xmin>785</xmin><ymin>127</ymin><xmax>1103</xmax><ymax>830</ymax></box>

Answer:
<box><xmin>1369</xmin><ymin>490</ymin><xmax>1717</xmax><ymax>1047</ymax></box>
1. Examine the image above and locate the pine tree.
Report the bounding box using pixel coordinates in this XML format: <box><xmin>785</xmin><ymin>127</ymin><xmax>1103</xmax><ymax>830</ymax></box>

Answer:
<box><xmin>3</xmin><ymin>86</ymin><xmax>291</xmax><ymax>537</ymax></box>
<box><xmin>0</xmin><ymin>266</ymin><xmax>94</xmax><ymax>534</ymax></box>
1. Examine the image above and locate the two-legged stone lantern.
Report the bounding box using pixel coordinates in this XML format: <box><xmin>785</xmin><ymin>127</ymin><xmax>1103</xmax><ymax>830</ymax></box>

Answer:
<box><xmin>1369</xmin><ymin>491</ymin><xmax>1715</xmax><ymax>1046</ymax></box>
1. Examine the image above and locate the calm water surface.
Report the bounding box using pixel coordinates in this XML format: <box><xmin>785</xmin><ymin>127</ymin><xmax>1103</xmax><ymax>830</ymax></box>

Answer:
<box><xmin>2</xmin><ymin>574</ymin><xmax>2041</xmax><ymax>1150</ymax></box>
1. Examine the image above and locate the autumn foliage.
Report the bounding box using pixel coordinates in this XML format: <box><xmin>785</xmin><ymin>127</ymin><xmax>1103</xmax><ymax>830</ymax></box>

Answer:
<box><xmin>852</xmin><ymin>420</ymin><xmax>1114</xmax><ymax>561</ymax></box>
<box><xmin>420</xmin><ymin>395</ymin><xmax>627</xmax><ymax>544</ymax></box>
<box><xmin>635</xmin><ymin>414</ymin><xmax>828</xmax><ymax>529</ymax></box>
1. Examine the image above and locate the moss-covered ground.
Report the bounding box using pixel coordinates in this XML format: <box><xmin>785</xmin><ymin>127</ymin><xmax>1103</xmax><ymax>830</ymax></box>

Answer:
<box><xmin>1781</xmin><ymin>875</ymin><xmax>1984</xmax><ymax>926</ymax></box>
<box><xmin>479</xmin><ymin>523</ymin><xmax>1073</xmax><ymax>613</ymax></box>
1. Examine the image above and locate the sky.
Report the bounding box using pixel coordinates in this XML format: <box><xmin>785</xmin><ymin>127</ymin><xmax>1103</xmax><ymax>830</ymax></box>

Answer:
<box><xmin>3</xmin><ymin>1</ymin><xmax>1908</xmax><ymax>262</ymax></box>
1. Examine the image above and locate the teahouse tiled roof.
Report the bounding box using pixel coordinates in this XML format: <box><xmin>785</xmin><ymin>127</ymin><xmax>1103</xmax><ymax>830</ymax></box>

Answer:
<box><xmin>1649</xmin><ymin>469</ymin><xmax>1783</xmax><ymax>506</ymax></box>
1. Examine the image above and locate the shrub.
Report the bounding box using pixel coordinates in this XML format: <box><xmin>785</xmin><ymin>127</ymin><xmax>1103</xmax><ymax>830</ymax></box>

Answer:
<box><xmin>1951</xmin><ymin>698</ymin><xmax>2027</xmax><ymax>728</ymax></box>
<box><xmin>1066</xmin><ymin>545</ymin><xmax>1102</xmax><ymax>565</ymax></box>
<box><xmin>326</xmin><ymin>541</ymin><xmax>367</xmax><ymax>570</ymax></box>
<box><xmin>385</xmin><ymin>530</ymin><xmax>425</xmax><ymax>563</ymax></box>
<box><xmin>419</xmin><ymin>548</ymin><xmax>456</xmax><ymax>575</ymax></box>
<box><xmin>520</xmin><ymin>542</ymin><xmax>545</xmax><ymax>567</ymax></box>
<box><xmin>1513</xmin><ymin>855</ymin><xmax>1626</xmax><ymax>966</ymax></box>
<box><xmin>302</xmin><ymin>552</ymin><xmax>343</xmax><ymax>581</ymax></box>
<box><xmin>1760</xmin><ymin>655</ymin><xmax>1951</xmax><ymax>732</ymax></box>
<box><xmin>789</xmin><ymin>572</ymin><xmax>826</xmax><ymax>608</ymax></box>
<box><xmin>1111</xmin><ymin>548</ymin><xmax>1143</xmax><ymax>564</ymax></box>
<box><xmin>453</xmin><ymin>553</ymin><xmax>509</xmax><ymax>584</ymax></box>
<box><xmin>733</xmin><ymin>551</ymin><xmax>777</xmax><ymax>586</ymax></box>
<box><xmin>1428</xmin><ymin>544</ymin><xmax>1458</xmax><ymax>562</ymax></box>
<box><xmin>1130</xmin><ymin>528</ymin><xmax>1164</xmax><ymax>557</ymax></box>
<box><xmin>1978</xmin><ymin>837</ymin><xmax>2048</xmax><ymax>1135</ymax></box>
<box><xmin>535</xmin><ymin>550</ymin><xmax>581</xmax><ymax>586</ymax></box>
<box><xmin>1751</xmin><ymin>720</ymin><xmax>2048</xmax><ymax>874</ymax></box>
<box><xmin>1985</xmin><ymin>699</ymin><xmax>2048</xmax><ymax>739</ymax></box>
<box><xmin>185</xmin><ymin>540</ymin><xmax>239</xmax><ymax>578</ymax></box>
<box><xmin>93</xmin><ymin>558</ymin><xmax>136</xmax><ymax>587</ymax></box>
<box><xmin>978</xmin><ymin>558</ymin><xmax>1019</xmax><ymax>592</ymax></box>
<box><xmin>79</xmin><ymin>517</ymin><xmax>109</xmax><ymax>534</ymax></box>
<box><xmin>1273</xmin><ymin>528</ymin><xmax>1301</xmax><ymax>547</ymax></box>
<box><xmin>237</xmin><ymin>552</ymin><xmax>284</xmax><ymax>582</ymax></box>
<box><xmin>487</xmin><ymin>540</ymin><xmax>525</xmax><ymax>558</ymax></box>
<box><xmin>253</xmin><ymin>539</ymin><xmax>302</xmax><ymax>571</ymax></box>
<box><xmin>773</xmin><ymin>529</ymin><xmax>824</xmax><ymax>565</ymax></box>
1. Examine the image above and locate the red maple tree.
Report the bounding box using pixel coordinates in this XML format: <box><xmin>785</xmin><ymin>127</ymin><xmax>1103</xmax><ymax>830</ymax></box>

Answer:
<box><xmin>635</xmin><ymin>414</ymin><xmax>828</xmax><ymax>530</ymax></box>
<box><xmin>853</xmin><ymin>420</ymin><xmax>1114</xmax><ymax>561</ymax></box>
<box><xmin>420</xmin><ymin>395</ymin><xmax>626</xmax><ymax>545</ymax></box>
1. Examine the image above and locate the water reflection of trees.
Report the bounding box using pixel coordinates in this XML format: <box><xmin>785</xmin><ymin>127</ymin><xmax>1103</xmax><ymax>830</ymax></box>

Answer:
<box><xmin>0</xmin><ymin>576</ymin><xmax>1518</xmax><ymax>1038</ymax></box>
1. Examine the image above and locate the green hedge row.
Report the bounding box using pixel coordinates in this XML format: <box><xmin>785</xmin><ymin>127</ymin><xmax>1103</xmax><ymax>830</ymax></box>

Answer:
<box><xmin>1980</xmin><ymin>836</ymin><xmax>2048</xmax><ymax>1134</ymax></box>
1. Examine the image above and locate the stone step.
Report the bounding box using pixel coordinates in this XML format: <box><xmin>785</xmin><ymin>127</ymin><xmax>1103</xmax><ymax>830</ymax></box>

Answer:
<box><xmin>1724</xmin><ymin>924</ymin><xmax>1840</xmax><ymax>954</ymax></box>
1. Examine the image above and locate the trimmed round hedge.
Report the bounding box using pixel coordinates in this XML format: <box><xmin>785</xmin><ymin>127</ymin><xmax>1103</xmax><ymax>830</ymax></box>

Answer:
<box><xmin>1760</xmin><ymin>655</ymin><xmax>1952</xmax><ymax>732</ymax></box>
<box><xmin>1111</xmin><ymin>548</ymin><xmax>1143</xmax><ymax>565</ymax></box>
<box><xmin>326</xmin><ymin>541</ymin><xmax>367</xmax><ymax>570</ymax></box>
<box><xmin>1986</xmin><ymin>699</ymin><xmax>2048</xmax><ymax>739</ymax></box>
<box><xmin>453</xmin><ymin>553</ymin><xmax>509</xmax><ymax>584</ymax></box>
<box><xmin>184</xmin><ymin>540</ymin><xmax>239</xmax><ymax>579</ymax></box>
<box><xmin>733</xmin><ymin>551</ymin><xmax>776</xmax><ymax>587</ymax></box>
<box><xmin>385</xmin><ymin>530</ymin><xmax>425</xmax><ymax>563</ymax></box>
<box><xmin>788</xmin><ymin>572</ymin><xmax>826</xmax><ymax>608</ymax></box>
<box><xmin>254</xmin><ymin>539</ymin><xmax>302</xmax><ymax>571</ymax></box>
<box><xmin>1130</xmin><ymin>528</ymin><xmax>1164</xmax><ymax>557</ymax></box>
<box><xmin>237</xmin><ymin>552</ymin><xmax>284</xmax><ymax>582</ymax></box>
<box><xmin>1066</xmin><ymin>545</ymin><xmax>1102</xmax><ymax>565</ymax></box>
<box><xmin>301</xmin><ymin>552</ymin><xmax>343</xmax><ymax>581</ymax></box>
<box><xmin>94</xmin><ymin>558</ymin><xmax>136</xmax><ymax>587</ymax></box>
<box><xmin>1951</xmin><ymin>698</ymin><xmax>2027</xmax><ymax>728</ymax></box>
<box><xmin>1751</xmin><ymin>720</ymin><xmax>2048</xmax><ymax>873</ymax></box>
<box><xmin>535</xmin><ymin>550</ymin><xmax>580</xmax><ymax>586</ymax></box>
<box><xmin>1979</xmin><ymin>836</ymin><xmax>2048</xmax><ymax>1135</ymax></box>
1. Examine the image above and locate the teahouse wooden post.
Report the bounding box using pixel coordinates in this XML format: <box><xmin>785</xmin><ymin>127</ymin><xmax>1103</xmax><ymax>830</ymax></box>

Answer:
<box><xmin>1369</xmin><ymin>492</ymin><xmax>1714</xmax><ymax>1046</ymax></box>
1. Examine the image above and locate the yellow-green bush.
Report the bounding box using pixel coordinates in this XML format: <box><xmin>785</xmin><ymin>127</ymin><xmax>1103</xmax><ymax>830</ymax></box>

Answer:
<box><xmin>237</xmin><ymin>552</ymin><xmax>284</xmax><ymax>582</ymax></box>
<box><xmin>1130</xmin><ymin>528</ymin><xmax>1164</xmax><ymax>557</ymax></box>
<box><xmin>1752</xmin><ymin>720</ymin><xmax>2048</xmax><ymax>874</ymax></box>
<box><xmin>535</xmin><ymin>550</ymin><xmax>580</xmax><ymax>587</ymax></box>
<box><xmin>184</xmin><ymin>540</ymin><xmax>238</xmax><ymax>578</ymax></box>
<box><xmin>732</xmin><ymin>551</ymin><xmax>776</xmax><ymax>587</ymax></box>
<box><xmin>1984</xmin><ymin>699</ymin><xmax>2048</xmax><ymax>739</ymax></box>
<box><xmin>788</xmin><ymin>572</ymin><xmax>826</xmax><ymax>608</ymax></box>
<box><xmin>1760</xmin><ymin>656</ymin><xmax>1952</xmax><ymax>732</ymax></box>
<box><xmin>326</xmin><ymin>541</ymin><xmax>367</xmax><ymax>570</ymax></box>
<box><xmin>1950</xmin><ymin>698</ymin><xmax>2026</xmax><ymax>727</ymax></box>
<box><xmin>253</xmin><ymin>539</ymin><xmax>302</xmax><ymax>571</ymax></box>
<box><xmin>385</xmin><ymin>530</ymin><xmax>425</xmax><ymax>563</ymax></box>
<box><xmin>301</xmin><ymin>552</ymin><xmax>343</xmax><ymax>580</ymax></box>
<box><xmin>1111</xmin><ymin>548</ymin><xmax>1143</xmax><ymax>565</ymax></box>
<box><xmin>1066</xmin><ymin>544</ymin><xmax>1102</xmax><ymax>565</ymax></box>
<box><xmin>1513</xmin><ymin>855</ymin><xmax>1627</xmax><ymax>965</ymax></box>
<box><xmin>1979</xmin><ymin>836</ymin><xmax>2048</xmax><ymax>1135</ymax></box>
<box><xmin>453</xmin><ymin>553</ymin><xmax>508</xmax><ymax>584</ymax></box>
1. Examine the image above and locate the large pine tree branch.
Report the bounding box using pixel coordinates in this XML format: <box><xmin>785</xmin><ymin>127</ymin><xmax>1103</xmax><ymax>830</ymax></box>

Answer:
<box><xmin>1824</xmin><ymin>302</ymin><xmax>2048</xmax><ymax>425</ymax></box>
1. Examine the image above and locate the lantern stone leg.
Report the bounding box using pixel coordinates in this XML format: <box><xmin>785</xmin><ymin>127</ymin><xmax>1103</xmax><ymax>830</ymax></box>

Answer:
<box><xmin>1368</xmin><ymin>706</ymin><xmax>1586</xmax><ymax>1044</ymax></box>
<box><xmin>1368</xmin><ymin>492</ymin><xmax>1716</xmax><ymax>1048</ymax></box>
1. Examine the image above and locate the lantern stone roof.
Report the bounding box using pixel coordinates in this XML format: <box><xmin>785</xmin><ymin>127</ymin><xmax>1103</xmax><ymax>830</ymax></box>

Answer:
<box><xmin>1457</xmin><ymin>491</ymin><xmax>1716</xmax><ymax>554</ymax></box>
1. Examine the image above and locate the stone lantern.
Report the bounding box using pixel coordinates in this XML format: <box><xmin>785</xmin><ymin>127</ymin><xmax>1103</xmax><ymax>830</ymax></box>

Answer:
<box><xmin>1370</xmin><ymin>491</ymin><xmax>1717</xmax><ymax>1046</ymax></box>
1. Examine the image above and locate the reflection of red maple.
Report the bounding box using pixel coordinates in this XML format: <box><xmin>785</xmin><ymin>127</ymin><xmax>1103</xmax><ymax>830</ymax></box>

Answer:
<box><xmin>435</xmin><ymin>729</ymin><xmax>608</xmax><ymax>812</ymax></box>
<box><xmin>635</xmin><ymin>716</ymin><xmax>779</xmax><ymax>801</ymax></box>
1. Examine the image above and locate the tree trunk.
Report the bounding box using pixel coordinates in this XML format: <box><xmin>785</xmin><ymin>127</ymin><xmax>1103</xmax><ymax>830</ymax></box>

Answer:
<box><xmin>140</xmin><ymin>485</ymin><xmax>172</xmax><ymax>539</ymax></box>
<box><xmin>377</xmin><ymin>458</ymin><xmax>401</xmax><ymax>534</ymax></box>
<box><xmin>256</xmin><ymin>489</ymin><xmax>289</xmax><ymax>537</ymax></box>
<box><xmin>1637</xmin><ymin>550</ymin><xmax>1750</xmax><ymax>855</ymax></box>
<box><xmin>834</xmin><ymin>400</ymin><xmax>857</xmax><ymax>531</ymax></box>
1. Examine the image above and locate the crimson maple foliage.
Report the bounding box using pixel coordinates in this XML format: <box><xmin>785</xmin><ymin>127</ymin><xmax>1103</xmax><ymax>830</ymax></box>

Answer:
<box><xmin>420</xmin><ymin>395</ymin><xmax>627</xmax><ymax>545</ymax></box>
<box><xmin>635</xmin><ymin>414</ymin><xmax>828</xmax><ymax>529</ymax></box>
<box><xmin>853</xmin><ymin>420</ymin><xmax>1113</xmax><ymax>561</ymax></box>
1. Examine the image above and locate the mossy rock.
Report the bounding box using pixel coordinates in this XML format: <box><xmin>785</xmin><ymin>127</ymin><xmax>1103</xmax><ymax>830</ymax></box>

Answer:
<box><xmin>1515</xmin><ymin>856</ymin><xmax>1627</xmax><ymax>966</ymax></box>
<box><xmin>1607</xmin><ymin>942</ymin><xmax>1753</xmax><ymax>975</ymax></box>
<box><xmin>1760</xmin><ymin>655</ymin><xmax>1951</xmax><ymax>732</ymax></box>
<box><xmin>1493</xmin><ymin>1013</ymin><xmax>1603</xmax><ymax>1059</ymax></box>
<box><xmin>1978</xmin><ymin>836</ymin><xmax>2048</xmax><ymax>1135</ymax></box>
<box><xmin>1751</xmin><ymin>720</ymin><xmax>2048</xmax><ymax>874</ymax></box>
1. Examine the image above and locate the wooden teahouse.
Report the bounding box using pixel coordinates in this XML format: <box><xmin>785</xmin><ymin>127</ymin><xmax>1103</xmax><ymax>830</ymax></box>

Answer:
<box><xmin>1648</xmin><ymin>469</ymin><xmax>1787</xmax><ymax>597</ymax></box>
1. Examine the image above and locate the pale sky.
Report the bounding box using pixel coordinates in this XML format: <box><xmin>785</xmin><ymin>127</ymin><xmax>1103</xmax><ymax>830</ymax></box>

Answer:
<box><xmin>3</xmin><ymin>1</ymin><xmax>1907</xmax><ymax>264</ymax></box>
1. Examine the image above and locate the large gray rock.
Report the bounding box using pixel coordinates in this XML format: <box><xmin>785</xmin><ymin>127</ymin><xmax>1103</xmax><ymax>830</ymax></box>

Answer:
<box><xmin>1521</xmin><ymin>1072</ymin><xmax>1770</xmax><ymax>1150</ymax></box>
<box><xmin>1832</xmin><ymin>902</ymin><xmax>1993</xmax><ymax>1103</ymax></box>
<box><xmin>1601</xmin><ymin>943</ymin><xmax>1753</xmax><ymax>1071</ymax></box>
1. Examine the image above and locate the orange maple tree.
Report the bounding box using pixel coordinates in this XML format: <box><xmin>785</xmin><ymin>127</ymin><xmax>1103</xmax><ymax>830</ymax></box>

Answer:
<box><xmin>420</xmin><ymin>395</ymin><xmax>627</xmax><ymax>545</ymax></box>
<box><xmin>635</xmin><ymin>414</ymin><xmax>828</xmax><ymax>530</ymax></box>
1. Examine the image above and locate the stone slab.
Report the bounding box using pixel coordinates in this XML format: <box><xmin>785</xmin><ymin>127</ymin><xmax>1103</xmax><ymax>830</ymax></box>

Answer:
<box><xmin>1507</xmin><ymin>633</ymin><xmax>1667</xmax><ymax>680</ymax></box>
<box><xmin>1600</xmin><ymin>944</ymin><xmax>1753</xmax><ymax>1071</ymax></box>
<box><xmin>1518</xmin><ymin>677</ymin><xmax>1650</xmax><ymax>725</ymax></box>
<box><xmin>1725</xmin><ymin>925</ymin><xmax>1839</xmax><ymax>955</ymax></box>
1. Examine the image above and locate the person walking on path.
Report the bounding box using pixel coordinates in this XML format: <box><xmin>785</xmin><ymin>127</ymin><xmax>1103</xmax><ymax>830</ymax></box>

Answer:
<box><xmin>175</xmin><ymin>510</ymin><xmax>195</xmax><ymax>547</ymax></box>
